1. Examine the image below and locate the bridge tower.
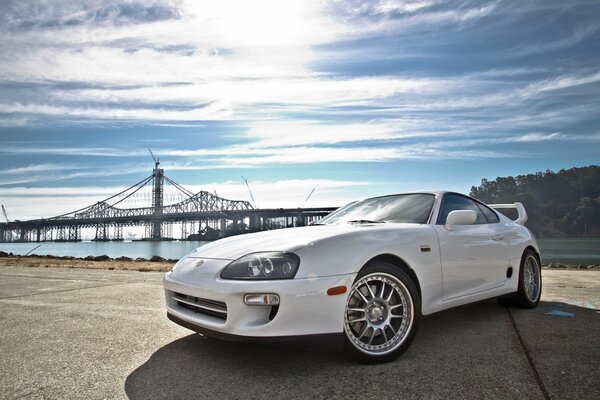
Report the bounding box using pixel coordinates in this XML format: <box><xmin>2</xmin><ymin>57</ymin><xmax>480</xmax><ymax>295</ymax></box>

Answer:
<box><xmin>151</xmin><ymin>156</ymin><xmax>164</xmax><ymax>240</ymax></box>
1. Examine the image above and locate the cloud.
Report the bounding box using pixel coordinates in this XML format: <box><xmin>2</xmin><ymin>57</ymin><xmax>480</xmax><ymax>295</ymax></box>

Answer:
<box><xmin>183</xmin><ymin>178</ymin><xmax>370</xmax><ymax>208</ymax></box>
<box><xmin>513</xmin><ymin>132</ymin><xmax>563</xmax><ymax>142</ymax></box>
<box><xmin>0</xmin><ymin>101</ymin><xmax>233</xmax><ymax>121</ymax></box>
<box><xmin>0</xmin><ymin>163</ymin><xmax>84</xmax><ymax>174</ymax></box>
<box><xmin>326</xmin><ymin>0</ymin><xmax>500</xmax><ymax>37</ymax></box>
<box><xmin>528</xmin><ymin>71</ymin><xmax>600</xmax><ymax>93</ymax></box>
<box><xmin>0</xmin><ymin>146</ymin><xmax>137</xmax><ymax>157</ymax></box>
<box><xmin>374</xmin><ymin>1</ymin><xmax>436</xmax><ymax>14</ymax></box>
<box><xmin>0</xmin><ymin>166</ymin><xmax>149</xmax><ymax>186</ymax></box>
<box><xmin>506</xmin><ymin>20</ymin><xmax>600</xmax><ymax>57</ymax></box>
<box><xmin>245</xmin><ymin>120</ymin><xmax>400</xmax><ymax>146</ymax></box>
<box><xmin>0</xmin><ymin>186</ymin><xmax>128</xmax><ymax>197</ymax></box>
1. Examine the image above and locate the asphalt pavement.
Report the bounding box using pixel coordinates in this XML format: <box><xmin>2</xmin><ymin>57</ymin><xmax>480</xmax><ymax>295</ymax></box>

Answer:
<box><xmin>0</xmin><ymin>265</ymin><xmax>598</xmax><ymax>400</ymax></box>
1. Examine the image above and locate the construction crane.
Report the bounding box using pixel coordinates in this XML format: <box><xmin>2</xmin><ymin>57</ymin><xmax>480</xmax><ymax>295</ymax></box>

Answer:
<box><xmin>300</xmin><ymin>185</ymin><xmax>318</xmax><ymax>208</ymax></box>
<box><xmin>241</xmin><ymin>176</ymin><xmax>257</xmax><ymax>207</ymax></box>
<box><xmin>148</xmin><ymin>148</ymin><xmax>160</xmax><ymax>167</ymax></box>
<box><xmin>1</xmin><ymin>205</ymin><xmax>10</xmax><ymax>223</ymax></box>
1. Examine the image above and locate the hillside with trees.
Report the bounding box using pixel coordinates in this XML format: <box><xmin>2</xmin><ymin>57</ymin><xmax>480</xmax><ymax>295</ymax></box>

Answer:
<box><xmin>469</xmin><ymin>165</ymin><xmax>600</xmax><ymax>238</ymax></box>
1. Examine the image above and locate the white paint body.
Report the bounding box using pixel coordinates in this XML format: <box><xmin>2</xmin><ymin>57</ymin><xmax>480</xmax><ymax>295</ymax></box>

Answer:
<box><xmin>164</xmin><ymin>191</ymin><xmax>540</xmax><ymax>338</ymax></box>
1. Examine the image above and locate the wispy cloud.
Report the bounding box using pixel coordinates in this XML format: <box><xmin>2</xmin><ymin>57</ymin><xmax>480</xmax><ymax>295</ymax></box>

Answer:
<box><xmin>0</xmin><ymin>163</ymin><xmax>83</xmax><ymax>174</ymax></box>
<box><xmin>0</xmin><ymin>166</ymin><xmax>149</xmax><ymax>186</ymax></box>
<box><xmin>0</xmin><ymin>146</ymin><xmax>137</xmax><ymax>157</ymax></box>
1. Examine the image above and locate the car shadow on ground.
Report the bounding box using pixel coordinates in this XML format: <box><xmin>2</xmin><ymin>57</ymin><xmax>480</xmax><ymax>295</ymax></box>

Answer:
<box><xmin>124</xmin><ymin>300</ymin><xmax>598</xmax><ymax>400</ymax></box>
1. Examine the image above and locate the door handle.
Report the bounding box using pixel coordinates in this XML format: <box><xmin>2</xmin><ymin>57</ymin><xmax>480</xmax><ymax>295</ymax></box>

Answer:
<box><xmin>492</xmin><ymin>234</ymin><xmax>504</xmax><ymax>241</ymax></box>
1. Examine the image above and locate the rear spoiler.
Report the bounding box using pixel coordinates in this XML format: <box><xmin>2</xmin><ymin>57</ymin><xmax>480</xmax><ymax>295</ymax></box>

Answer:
<box><xmin>488</xmin><ymin>202</ymin><xmax>528</xmax><ymax>225</ymax></box>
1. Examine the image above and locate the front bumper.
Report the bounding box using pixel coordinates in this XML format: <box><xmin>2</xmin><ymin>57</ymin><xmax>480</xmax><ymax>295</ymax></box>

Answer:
<box><xmin>166</xmin><ymin>312</ymin><xmax>343</xmax><ymax>343</ymax></box>
<box><xmin>163</xmin><ymin>259</ymin><xmax>355</xmax><ymax>338</ymax></box>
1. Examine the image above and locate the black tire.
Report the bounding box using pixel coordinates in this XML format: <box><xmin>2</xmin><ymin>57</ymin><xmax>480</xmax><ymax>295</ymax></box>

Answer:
<box><xmin>343</xmin><ymin>261</ymin><xmax>421</xmax><ymax>363</ymax></box>
<box><xmin>501</xmin><ymin>249</ymin><xmax>542</xmax><ymax>308</ymax></box>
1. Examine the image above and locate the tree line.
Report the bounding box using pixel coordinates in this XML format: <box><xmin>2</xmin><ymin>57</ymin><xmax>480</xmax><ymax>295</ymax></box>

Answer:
<box><xmin>469</xmin><ymin>165</ymin><xmax>600</xmax><ymax>237</ymax></box>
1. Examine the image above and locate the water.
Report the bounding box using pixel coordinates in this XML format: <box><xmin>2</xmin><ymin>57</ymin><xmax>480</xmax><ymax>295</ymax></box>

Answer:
<box><xmin>538</xmin><ymin>238</ymin><xmax>600</xmax><ymax>265</ymax></box>
<box><xmin>0</xmin><ymin>241</ymin><xmax>207</xmax><ymax>260</ymax></box>
<box><xmin>0</xmin><ymin>238</ymin><xmax>598</xmax><ymax>265</ymax></box>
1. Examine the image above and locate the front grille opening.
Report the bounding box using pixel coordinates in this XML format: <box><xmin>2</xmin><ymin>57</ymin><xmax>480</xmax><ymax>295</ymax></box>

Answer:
<box><xmin>173</xmin><ymin>292</ymin><xmax>227</xmax><ymax>321</ymax></box>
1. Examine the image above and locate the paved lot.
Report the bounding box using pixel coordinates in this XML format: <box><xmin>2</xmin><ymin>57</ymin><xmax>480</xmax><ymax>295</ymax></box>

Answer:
<box><xmin>0</xmin><ymin>265</ymin><xmax>598</xmax><ymax>400</ymax></box>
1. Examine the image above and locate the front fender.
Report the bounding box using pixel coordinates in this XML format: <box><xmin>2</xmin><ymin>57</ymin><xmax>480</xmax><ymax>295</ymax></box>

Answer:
<box><xmin>293</xmin><ymin>225</ymin><xmax>442</xmax><ymax>314</ymax></box>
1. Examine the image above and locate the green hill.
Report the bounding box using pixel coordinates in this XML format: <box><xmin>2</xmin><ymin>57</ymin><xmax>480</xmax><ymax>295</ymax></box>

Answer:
<box><xmin>469</xmin><ymin>165</ymin><xmax>600</xmax><ymax>238</ymax></box>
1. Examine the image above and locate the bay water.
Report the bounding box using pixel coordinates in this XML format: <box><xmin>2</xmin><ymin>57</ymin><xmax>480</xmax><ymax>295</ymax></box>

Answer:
<box><xmin>0</xmin><ymin>237</ymin><xmax>598</xmax><ymax>265</ymax></box>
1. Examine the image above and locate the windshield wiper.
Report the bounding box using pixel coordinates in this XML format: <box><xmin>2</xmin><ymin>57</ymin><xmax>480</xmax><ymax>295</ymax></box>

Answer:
<box><xmin>346</xmin><ymin>219</ymin><xmax>385</xmax><ymax>224</ymax></box>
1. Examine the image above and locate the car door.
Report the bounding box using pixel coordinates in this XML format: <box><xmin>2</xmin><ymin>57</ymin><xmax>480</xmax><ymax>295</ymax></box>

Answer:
<box><xmin>433</xmin><ymin>194</ymin><xmax>509</xmax><ymax>300</ymax></box>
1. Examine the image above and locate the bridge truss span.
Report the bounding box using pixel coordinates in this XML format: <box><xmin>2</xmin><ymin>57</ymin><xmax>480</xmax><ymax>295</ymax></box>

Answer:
<box><xmin>0</xmin><ymin>163</ymin><xmax>335</xmax><ymax>243</ymax></box>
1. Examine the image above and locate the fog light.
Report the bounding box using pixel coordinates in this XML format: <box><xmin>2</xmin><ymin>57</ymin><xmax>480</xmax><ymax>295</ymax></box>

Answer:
<box><xmin>244</xmin><ymin>294</ymin><xmax>280</xmax><ymax>306</ymax></box>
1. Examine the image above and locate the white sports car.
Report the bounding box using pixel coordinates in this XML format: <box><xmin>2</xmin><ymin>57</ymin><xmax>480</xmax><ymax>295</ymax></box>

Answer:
<box><xmin>164</xmin><ymin>191</ymin><xmax>542</xmax><ymax>362</ymax></box>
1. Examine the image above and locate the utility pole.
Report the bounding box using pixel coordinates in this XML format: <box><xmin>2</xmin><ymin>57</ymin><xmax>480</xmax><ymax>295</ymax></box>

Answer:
<box><xmin>149</xmin><ymin>149</ymin><xmax>164</xmax><ymax>240</ymax></box>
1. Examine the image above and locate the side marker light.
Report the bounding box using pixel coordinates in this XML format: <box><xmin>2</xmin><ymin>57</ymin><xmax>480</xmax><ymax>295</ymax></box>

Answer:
<box><xmin>327</xmin><ymin>286</ymin><xmax>347</xmax><ymax>296</ymax></box>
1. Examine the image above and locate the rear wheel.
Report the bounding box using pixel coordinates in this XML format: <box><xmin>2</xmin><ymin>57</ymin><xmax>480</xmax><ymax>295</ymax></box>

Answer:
<box><xmin>343</xmin><ymin>261</ymin><xmax>420</xmax><ymax>363</ymax></box>
<box><xmin>501</xmin><ymin>249</ymin><xmax>542</xmax><ymax>308</ymax></box>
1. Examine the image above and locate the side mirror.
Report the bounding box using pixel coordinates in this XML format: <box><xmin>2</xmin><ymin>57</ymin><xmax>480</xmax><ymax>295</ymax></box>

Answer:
<box><xmin>445</xmin><ymin>210</ymin><xmax>477</xmax><ymax>231</ymax></box>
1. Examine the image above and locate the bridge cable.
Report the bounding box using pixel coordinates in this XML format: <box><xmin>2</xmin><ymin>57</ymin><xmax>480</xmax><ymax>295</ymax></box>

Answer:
<box><xmin>109</xmin><ymin>175</ymin><xmax>155</xmax><ymax>208</ymax></box>
<box><xmin>164</xmin><ymin>176</ymin><xmax>196</xmax><ymax>198</ymax></box>
<box><xmin>48</xmin><ymin>175</ymin><xmax>154</xmax><ymax>219</ymax></box>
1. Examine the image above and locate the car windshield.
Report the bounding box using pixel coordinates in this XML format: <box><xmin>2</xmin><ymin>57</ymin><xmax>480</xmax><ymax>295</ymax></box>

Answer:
<box><xmin>317</xmin><ymin>194</ymin><xmax>435</xmax><ymax>225</ymax></box>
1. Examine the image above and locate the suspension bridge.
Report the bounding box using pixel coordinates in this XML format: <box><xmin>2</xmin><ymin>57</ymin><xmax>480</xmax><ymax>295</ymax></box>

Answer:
<box><xmin>0</xmin><ymin>159</ymin><xmax>336</xmax><ymax>243</ymax></box>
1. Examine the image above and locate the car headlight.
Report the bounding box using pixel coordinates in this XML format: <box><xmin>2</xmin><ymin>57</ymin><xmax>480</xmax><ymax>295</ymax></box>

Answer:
<box><xmin>220</xmin><ymin>252</ymin><xmax>300</xmax><ymax>280</ymax></box>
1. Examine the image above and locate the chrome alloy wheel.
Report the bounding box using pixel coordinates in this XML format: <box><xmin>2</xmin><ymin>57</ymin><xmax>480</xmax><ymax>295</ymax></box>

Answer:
<box><xmin>344</xmin><ymin>273</ymin><xmax>414</xmax><ymax>356</ymax></box>
<box><xmin>523</xmin><ymin>255</ymin><xmax>541</xmax><ymax>302</ymax></box>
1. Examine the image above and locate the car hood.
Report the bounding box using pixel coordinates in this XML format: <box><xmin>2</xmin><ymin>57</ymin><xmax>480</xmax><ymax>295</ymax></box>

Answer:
<box><xmin>188</xmin><ymin>224</ymin><xmax>379</xmax><ymax>260</ymax></box>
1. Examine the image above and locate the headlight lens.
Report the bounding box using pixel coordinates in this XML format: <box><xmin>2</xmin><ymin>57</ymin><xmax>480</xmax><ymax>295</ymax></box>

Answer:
<box><xmin>221</xmin><ymin>252</ymin><xmax>300</xmax><ymax>280</ymax></box>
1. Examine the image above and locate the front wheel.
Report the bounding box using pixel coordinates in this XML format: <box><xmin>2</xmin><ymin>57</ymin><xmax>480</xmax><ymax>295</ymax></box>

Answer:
<box><xmin>343</xmin><ymin>261</ymin><xmax>420</xmax><ymax>363</ymax></box>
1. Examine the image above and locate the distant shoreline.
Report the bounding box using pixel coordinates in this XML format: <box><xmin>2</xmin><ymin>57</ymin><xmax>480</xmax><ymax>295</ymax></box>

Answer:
<box><xmin>0</xmin><ymin>252</ymin><xmax>174</xmax><ymax>272</ymax></box>
<box><xmin>1</xmin><ymin>252</ymin><xmax>598</xmax><ymax>272</ymax></box>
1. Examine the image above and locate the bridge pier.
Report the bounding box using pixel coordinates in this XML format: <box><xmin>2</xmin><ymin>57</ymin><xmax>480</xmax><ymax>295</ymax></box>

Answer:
<box><xmin>162</xmin><ymin>222</ymin><xmax>173</xmax><ymax>239</ymax></box>
<box><xmin>69</xmin><ymin>226</ymin><xmax>80</xmax><ymax>241</ymax></box>
<box><xmin>249</xmin><ymin>215</ymin><xmax>260</xmax><ymax>231</ymax></box>
<box><xmin>296</xmin><ymin>212</ymin><xmax>305</xmax><ymax>227</ymax></box>
<box><xmin>113</xmin><ymin>225</ymin><xmax>123</xmax><ymax>241</ymax></box>
<box><xmin>219</xmin><ymin>218</ymin><xmax>226</xmax><ymax>238</ymax></box>
<box><xmin>55</xmin><ymin>226</ymin><xmax>66</xmax><ymax>242</ymax></box>
<box><xmin>40</xmin><ymin>226</ymin><xmax>52</xmax><ymax>242</ymax></box>
<box><xmin>94</xmin><ymin>224</ymin><xmax>108</xmax><ymax>241</ymax></box>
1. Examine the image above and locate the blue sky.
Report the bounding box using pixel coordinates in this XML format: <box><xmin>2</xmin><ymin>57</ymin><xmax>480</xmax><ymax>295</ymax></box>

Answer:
<box><xmin>0</xmin><ymin>0</ymin><xmax>599</xmax><ymax>219</ymax></box>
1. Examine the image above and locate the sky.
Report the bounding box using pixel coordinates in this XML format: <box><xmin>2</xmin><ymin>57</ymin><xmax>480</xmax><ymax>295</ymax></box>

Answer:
<box><xmin>0</xmin><ymin>0</ymin><xmax>599</xmax><ymax>220</ymax></box>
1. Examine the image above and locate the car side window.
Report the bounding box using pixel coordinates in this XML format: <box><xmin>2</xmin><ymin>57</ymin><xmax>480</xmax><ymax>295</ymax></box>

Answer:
<box><xmin>476</xmin><ymin>202</ymin><xmax>500</xmax><ymax>223</ymax></box>
<box><xmin>437</xmin><ymin>194</ymin><xmax>487</xmax><ymax>225</ymax></box>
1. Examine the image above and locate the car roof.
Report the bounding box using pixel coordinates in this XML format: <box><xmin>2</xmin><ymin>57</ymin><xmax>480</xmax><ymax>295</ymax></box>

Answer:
<box><xmin>365</xmin><ymin>190</ymin><xmax>449</xmax><ymax>198</ymax></box>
